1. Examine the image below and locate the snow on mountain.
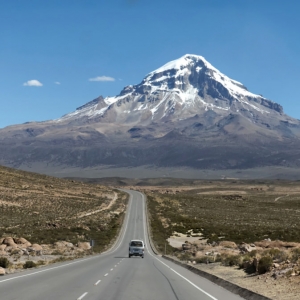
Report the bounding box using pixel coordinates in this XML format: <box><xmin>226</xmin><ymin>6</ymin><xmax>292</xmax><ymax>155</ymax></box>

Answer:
<box><xmin>57</xmin><ymin>54</ymin><xmax>283</xmax><ymax>124</ymax></box>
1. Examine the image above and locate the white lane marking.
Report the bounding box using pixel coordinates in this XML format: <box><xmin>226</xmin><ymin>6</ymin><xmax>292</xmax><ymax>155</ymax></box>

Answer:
<box><xmin>133</xmin><ymin>198</ymin><xmax>138</xmax><ymax>238</ymax></box>
<box><xmin>115</xmin><ymin>265</ymin><xmax>117</xmax><ymax>267</ymax></box>
<box><xmin>104</xmin><ymin>273</ymin><xmax>108</xmax><ymax>277</ymax></box>
<box><xmin>94</xmin><ymin>280</ymin><xmax>101</xmax><ymax>286</ymax></box>
<box><xmin>0</xmin><ymin>193</ymin><xmax>134</xmax><ymax>285</ymax></box>
<box><xmin>139</xmin><ymin>191</ymin><xmax>218</xmax><ymax>300</ymax></box>
<box><xmin>101</xmin><ymin>192</ymin><xmax>133</xmax><ymax>254</ymax></box>
<box><xmin>77</xmin><ymin>292</ymin><xmax>88</xmax><ymax>300</ymax></box>
<box><xmin>110</xmin><ymin>268</ymin><xmax>113</xmax><ymax>271</ymax></box>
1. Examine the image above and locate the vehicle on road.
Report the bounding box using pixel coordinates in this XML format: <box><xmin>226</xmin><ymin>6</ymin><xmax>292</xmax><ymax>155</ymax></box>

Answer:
<box><xmin>129</xmin><ymin>240</ymin><xmax>144</xmax><ymax>258</ymax></box>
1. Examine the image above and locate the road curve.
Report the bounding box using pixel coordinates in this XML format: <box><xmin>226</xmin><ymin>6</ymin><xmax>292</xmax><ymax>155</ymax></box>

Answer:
<box><xmin>0</xmin><ymin>189</ymin><xmax>244</xmax><ymax>300</ymax></box>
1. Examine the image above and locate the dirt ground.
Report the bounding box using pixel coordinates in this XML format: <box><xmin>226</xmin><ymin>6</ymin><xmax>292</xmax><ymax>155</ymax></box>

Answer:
<box><xmin>194</xmin><ymin>263</ymin><xmax>300</xmax><ymax>300</ymax></box>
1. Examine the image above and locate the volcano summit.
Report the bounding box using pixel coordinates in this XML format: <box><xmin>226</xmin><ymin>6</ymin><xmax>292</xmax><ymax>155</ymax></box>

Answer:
<box><xmin>1</xmin><ymin>54</ymin><xmax>300</xmax><ymax>178</ymax></box>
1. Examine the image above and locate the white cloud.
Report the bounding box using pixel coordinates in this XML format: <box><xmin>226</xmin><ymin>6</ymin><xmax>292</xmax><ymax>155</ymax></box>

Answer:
<box><xmin>89</xmin><ymin>76</ymin><xmax>115</xmax><ymax>82</ymax></box>
<box><xmin>23</xmin><ymin>80</ymin><xmax>43</xmax><ymax>87</ymax></box>
<box><xmin>54</xmin><ymin>81</ymin><xmax>61</xmax><ymax>85</ymax></box>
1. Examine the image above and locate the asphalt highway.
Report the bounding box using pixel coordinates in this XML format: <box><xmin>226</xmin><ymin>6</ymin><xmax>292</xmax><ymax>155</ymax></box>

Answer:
<box><xmin>0</xmin><ymin>190</ymin><xmax>244</xmax><ymax>300</ymax></box>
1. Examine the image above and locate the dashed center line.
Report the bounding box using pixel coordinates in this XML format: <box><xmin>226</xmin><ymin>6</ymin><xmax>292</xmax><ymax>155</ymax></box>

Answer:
<box><xmin>110</xmin><ymin>268</ymin><xmax>113</xmax><ymax>271</ymax></box>
<box><xmin>77</xmin><ymin>292</ymin><xmax>88</xmax><ymax>300</ymax></box>
<box><xmin>104</xmin><ymin>273</ymin><xmax>108</xmax><ymax>277</ymax></box>
<box><xmin>94</xmin><ymin>280</ymin><xmax>101</xmax><ymax>286</ymax></box>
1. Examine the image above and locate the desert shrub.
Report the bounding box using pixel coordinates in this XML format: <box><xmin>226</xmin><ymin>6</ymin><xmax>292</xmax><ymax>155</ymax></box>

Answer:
<box><xmin>290</xmin><ymin>248</ymin><xmax>300</xmax><ymax>263</ymax></box>
<box><xmin>222</xmin><ymin>255</ymin><xmax>242</xmax><ymax>267</ymax></box>
<box><xmin>195</xmin><ymin>256</ymin><xmax>215</xmax><ymax>264</ymax></box>
<box><xmin>263</xmin><ymin>249</ymin><xmax>287</xmax><ymax>263</ymax></box>
<box><xmin>249</xmin><ymin>250</ymin><xmax>257</xmax><ymax>258</ymax></box>
<box><xmin>36</xmin><ymin>260</ymin><xmax>45</xmax><ymax>266</ymax></box>
<box><xmin>258</xmin><ymin>256</ymin><xmax>273</xmax><ymax>274</ymax></box>
<box><xmin>23</xmin><ymin>261</ymin><xmax>36</xmax><ymax>269</ymax></box>
<box><xmin>180</xmin><ymin>252</ymin><xmax>191</xmax><ymax>262</ymax></box>
<box><xmin>215</xmin><ymin>254</ymin><xmax>222</xmax><ymax>262</ymax></box>
<box><xmin>51</xmin><ymin>250</ymin><xmax>64</xmax><ymax>256</ymax></box>
<box><xmin>0</xmin><ymin>257</ymin><xmax>9</xmax><ymax>268</ymax></box>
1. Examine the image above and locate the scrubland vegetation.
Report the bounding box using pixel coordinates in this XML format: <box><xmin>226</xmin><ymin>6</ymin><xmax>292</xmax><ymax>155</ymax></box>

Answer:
<box><xmin>146</xmin><ymin>180</ymin><xmax>300</xmax><ymax>248</ymax></box>
<box><xmin>145</xmin><ymin>180</ymin><xmax>300</xmax><ymax>299</ymax></box>
<box><xmin>0</xmin><ymin>165</ymin><xmax>127</xmax><ymax>253</ymax></box>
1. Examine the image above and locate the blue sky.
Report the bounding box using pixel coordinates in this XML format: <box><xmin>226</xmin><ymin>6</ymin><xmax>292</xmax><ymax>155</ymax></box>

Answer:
<box><xmin>1</xmin><ymin>0</ymin><xmax>300</xmax><ymax>128</ymax></box>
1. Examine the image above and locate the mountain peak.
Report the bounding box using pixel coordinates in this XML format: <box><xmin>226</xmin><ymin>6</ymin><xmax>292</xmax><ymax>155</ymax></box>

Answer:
<box><xmin>148</xmin><ymin>54</ymin><xmax>211</xmax><ymax>76</ymax></box>
<box><xmin>58</xmin><ymin>54</ymin><xmax>284</xmax><ymax>124</ymax></box>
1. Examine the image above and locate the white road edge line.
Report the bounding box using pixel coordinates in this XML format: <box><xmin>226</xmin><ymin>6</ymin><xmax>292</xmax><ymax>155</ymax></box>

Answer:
<box><xmin>94</xmin><ymin>280</ymin><xmax>101</xmax><ymax>286</ymax></box>
<box><xmin>139</xmin><ymin>191</ymin><xmax>218</xmax><ymax>300</ymax></box>
<box><xmin>0</xmin><ymin>193</ymin><xmax>134</xmax><ymax>285</ymax></box>
<box><xmin>77</xmin><ymin>292</ymin><xmax>88</xmax><ymax>300</ymax></box>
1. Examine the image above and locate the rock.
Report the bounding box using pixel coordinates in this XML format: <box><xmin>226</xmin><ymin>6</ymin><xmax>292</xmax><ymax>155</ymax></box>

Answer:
<box><xmin>0</xmin><ymin>250</ymin><xmax>6</xmax><ymax>256</ymax></box>
<box><xmin>3</xmin><ymin>237</ymin><xmax>17</xmax><ymax>247</ymax></box>
<box><xmin>192</xmin><ymin>261</ymin><xmax>196</xmax><ymax>265</ymax></box>
<box><xmin>5</xmin><ymin>245</ymin><xmax>18</xmax><ymax>252</ymax></box>
<box><xmin>77</xmin><ymin>242</ymin><xmax>91</xmax><ymax>250</ymax></box>
<box><xmin>239</xmin><ymin>243</ymin><xmax>256</xmax><ymax>253</ymax></box>
<box><xmin>182</xmin><ymin>243</ymin><xmax>191</xmax><ymax>250</ymax></box>
<box><xmin>18</xmin><ymin>242</ymin><xmax>32</xmax><ymax>248</ymax></box>
<box><xmin>22</xmin><ymin>249</ymin><xmax>30</xmax><ymax>256</ymax></box>
<box><xmin>30</xmin><ymin>244</ymin><xmax>43</xmax><ymax>251</ymax></box>
<box><xmin>219</xmin><ymin>241</ymin><xmax>237</xmax><ymax>248</ymax></box>
<box><xmin>0</xmin><ymin>244</ymin><xmax>7</xmax><ymax>251</ymax></box>
<box><xmin>14</xmin><ymin>238</ymin><xmax>31</xmax><ymax>246</ymax></box>
<box><xmin>0</xmin><ymin>267</ymin><xmax>5</xmax><ymax>275</ymax></box>
<box><xmin>0</xmin><ymin>238</ymin><xmax>4</xmax><ymax>244</ymax></box>
<box><xmin>273</xmin><ymin>263</ymin><xmax>280</xmax><ymax>268</ymax></box>
<box><xmin>54</xmin><ymin>241</ymin><xmax>67</xmax><ymax>249</ymax></box>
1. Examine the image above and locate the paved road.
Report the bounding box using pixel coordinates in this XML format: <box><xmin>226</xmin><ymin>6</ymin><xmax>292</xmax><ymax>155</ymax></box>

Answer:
<box><xmin>0</xmin><ymin>190</ymin><xmax>244</xmax><ymax>300</ymax></box>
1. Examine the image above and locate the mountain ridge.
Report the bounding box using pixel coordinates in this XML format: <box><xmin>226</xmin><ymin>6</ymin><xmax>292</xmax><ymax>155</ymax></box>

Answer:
<box><xmin>1</xmin><ymin>54</ymin><xmax>300</xmax><ymax>178</ymax></box>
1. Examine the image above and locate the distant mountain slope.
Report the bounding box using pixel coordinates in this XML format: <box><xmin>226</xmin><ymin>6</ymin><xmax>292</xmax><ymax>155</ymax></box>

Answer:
<box><xmin>1</xmin><ymin>54</ymin><xmax>300</xmax><ymax>176</ymax></box>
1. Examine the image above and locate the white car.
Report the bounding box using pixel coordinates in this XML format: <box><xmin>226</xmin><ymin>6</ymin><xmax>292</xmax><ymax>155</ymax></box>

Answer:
<box><xmin>128</xmin><ymin>240</ymin><xmax>145</xmax><ymax>258</ymax></box>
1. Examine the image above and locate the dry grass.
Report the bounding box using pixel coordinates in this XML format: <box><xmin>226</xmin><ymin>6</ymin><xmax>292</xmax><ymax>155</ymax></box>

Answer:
<box><xmin>0</xmin><ymin>165</ymin><xmax>128</xmax><ymax>252</ymax></box>
<box><xmin>144</xmin><ymin>180</ymin><xmax>300</xmax><ymax>246</ymax></box>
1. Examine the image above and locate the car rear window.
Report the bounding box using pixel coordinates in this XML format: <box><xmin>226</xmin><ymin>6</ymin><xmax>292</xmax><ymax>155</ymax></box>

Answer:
<box><xmin>130</xmin><ymin>241</ymin><xmax>143</xmax><ymax>247</ymax></box>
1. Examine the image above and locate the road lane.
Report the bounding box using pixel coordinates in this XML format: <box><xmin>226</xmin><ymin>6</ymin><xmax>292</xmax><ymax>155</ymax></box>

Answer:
<box><xmin>0</xmin><ymin>189</ymin><xmax>244</xmax><ymax>300</ymax></box>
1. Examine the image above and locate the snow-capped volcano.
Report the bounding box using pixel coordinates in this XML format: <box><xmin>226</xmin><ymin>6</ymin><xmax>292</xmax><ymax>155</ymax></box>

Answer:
<box><xmin>59</xmin><ymin>54</ymin><xmax>283</xmax><ymax>125</ymax></box>
<box><xmin>1</xmin><ymin>54</ymin><xmax>300</xmax><ymax>177</ymax></box>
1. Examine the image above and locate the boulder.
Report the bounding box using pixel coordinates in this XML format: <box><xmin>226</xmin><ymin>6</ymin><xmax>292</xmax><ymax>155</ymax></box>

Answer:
<box><xmin>14</xmin><ymin>238</ymin><xmax>31</xmax><ymax>247</ymax></box>
<box><xmin>0</xmin><ymin>250</ymin><xmax>6</xmax><ymax>256</ymax></box>
<box><xmin>0</xmin><ymin>238</ymin><xmax>4</xmax><ymax>244</ymax></box>
<box><xmin>77</xmin><ymin>242</ymin><xmax>91</xmax><ymax>250</ymax></box>
<box><xmin>239</xmin><ymin>243</ymin><xmax>256</xmax><ymax>253</ymax></box>
<box><xmin>27</xmin><ymin>244</ymin><xmax>43</xmax><ymax>256</ymax></box>
<box><xmin>219</xmin><ymin>241</ymin><xmax>237</xmax><ymax>248</ymax></box>
<box><xmin>0</xmin><ymin>267</ymin><xmax>5</xmax><ymax>275</ymax></box>
<box><xmin>0</xmin><ymin>244</ymin><xmax>7</xmax><ymax>251</ymax></box>
<box><xmin>3</xmin><ymin>237</ymin><xmax>17</xmax><ymax>247</ymax></box>
<box><xmin>54</xmin><ymin>241</ymin><xmax>67</xmax><ymax>249</ymax></box>
<box><xmin>54</xmin><ymin>241</ymin><xmax>74</xmax><ymax>248</ymax></box>
<box><xmin>182</xmin><ymin>243</ymin><xmax>191</xmax><ymax>250</ymax></box>
<box><xmin>5</xmin><ymin>245</ymin><xmax>18</xmax><ymax>252</ymax></box>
